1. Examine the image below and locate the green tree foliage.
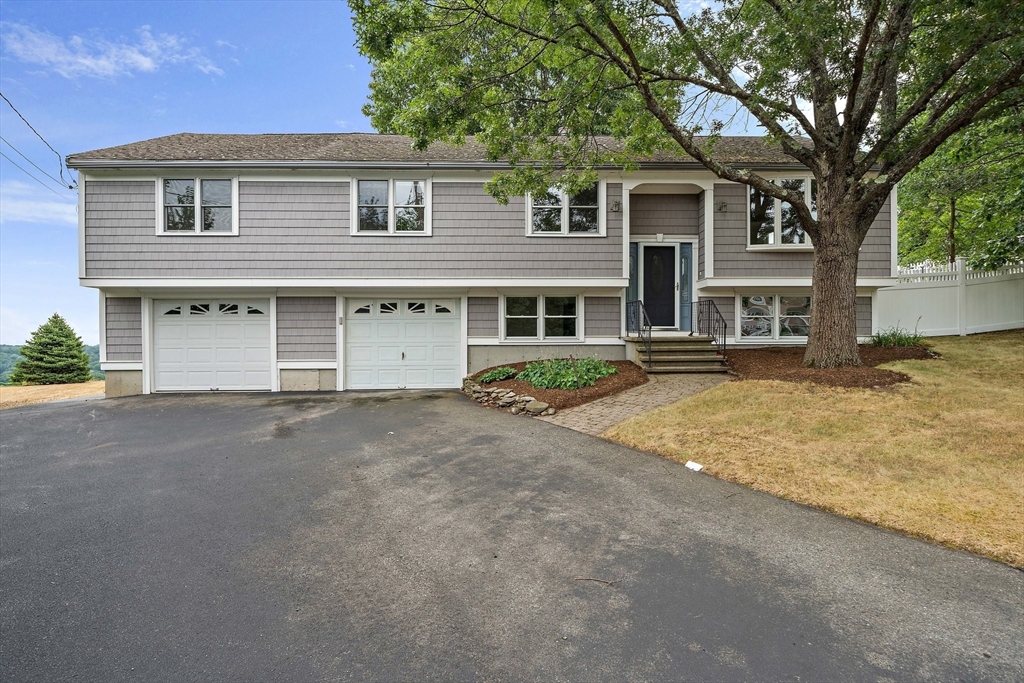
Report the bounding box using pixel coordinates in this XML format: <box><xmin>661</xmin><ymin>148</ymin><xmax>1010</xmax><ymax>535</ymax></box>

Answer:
<box><xmin>899</xmin><ymin>110</ymin><xmax>1024</xmax><ymax>269</ymax></box>
<box><xmin>350</xmin><ymin>0</ymin><xmax>1024</xmax><ymax>367</ymax></box>
<box><xmin>9</xmin><ymin>314</ymin><xmax>93</xmax><ymax>385</ymax></box>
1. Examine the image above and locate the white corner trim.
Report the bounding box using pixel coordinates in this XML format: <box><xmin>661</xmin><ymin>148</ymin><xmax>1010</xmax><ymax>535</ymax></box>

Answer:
<box><xmin>141</xmin><ymin>297</ymin><xmax>152</xmax><ymax>394</ymax></box>
<box><xmin>98</xmin><ymin>291</ymin><xmax>107</xmax><ymax>363</ymax></box>
<box><xmin>269</xmin><ymin>294</ymin><xmax>279</xmax><ymax>392</ymax></box>
<box><xmin>460</xmin><ymin>294</ymin><xmax>469</xmax><ymax>379</ymax></box>
<box><xmin>100</xmin><ymin>361</ymin><xmax>143</xmax><ymax>371</ymax></box>
<box><xmin>276</xmin><ymin>360</ymin><xmax>338</xmax><ymax>370</ymax></box>
<box><xmin>78</xmin><ymin>179</ymin><xmax>86</xmax><ymax>278</ymax></box>
<box><xmin>336</xmin><ymin>294</ymin><xmax>345</xmax><ymax>391</ymax></box>
<box><xmin>890</xmin><ymin>184</ymin><xmax>899</xmax><ymax>278</ymax></box>
<box><xmin>621</xmin><ymin>186</ymin><xmax>630</xmax><ymax>279</ymax></box>
<box><xmin>704</xmin><ymin>186</ymin><xmax>715</xmax><ymax>278</ymax></box>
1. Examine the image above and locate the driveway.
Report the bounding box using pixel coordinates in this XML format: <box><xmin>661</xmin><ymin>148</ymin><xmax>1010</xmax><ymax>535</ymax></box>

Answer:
<box><xmin>1</xmin><ymin>392</ymin><xmax>1021</xmax><ymax>681</ymax></box>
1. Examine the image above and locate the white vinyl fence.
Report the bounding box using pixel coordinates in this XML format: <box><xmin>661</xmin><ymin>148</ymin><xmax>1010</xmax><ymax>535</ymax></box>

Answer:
<box><xmin>875</xmin><ymin>258</ymin><xmax>1024</xmax><ymax>337</ymax></box>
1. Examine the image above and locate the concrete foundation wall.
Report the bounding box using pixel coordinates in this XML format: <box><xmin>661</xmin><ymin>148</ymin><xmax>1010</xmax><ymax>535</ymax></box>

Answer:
<box><xmin>468</xmin><ymin>344</ymin><xmax>626</xmax><ymax>373</ymax></box>
<box><xmin>105</xmin><ymin>370</ymin><xmax>143</xmax><ymax>397</ymax></box>
<box><xmin>280</xmin><ymin>369</ymin><xmax>337</xmax><ymax>391</ymax></box>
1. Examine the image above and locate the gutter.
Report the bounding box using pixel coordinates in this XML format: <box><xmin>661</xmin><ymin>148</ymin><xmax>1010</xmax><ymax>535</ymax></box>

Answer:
<box><xmin>66</xmin><ymin>158</ymin><xmax>813</xmax><ymax>172</ymax></box>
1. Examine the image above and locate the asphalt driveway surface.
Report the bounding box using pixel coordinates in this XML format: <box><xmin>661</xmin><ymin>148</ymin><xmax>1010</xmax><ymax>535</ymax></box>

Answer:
<box><xmin>1</xmin><ymin>391</ymin><xmax>1021</xmax><ymax>682</ymax></box>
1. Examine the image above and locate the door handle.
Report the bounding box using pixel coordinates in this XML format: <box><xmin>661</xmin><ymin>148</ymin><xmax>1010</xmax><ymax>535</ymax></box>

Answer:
<box><xmin>402</xmin><ymin>351</ymin><xmax>405</xmax><ymax>360</ymax></box>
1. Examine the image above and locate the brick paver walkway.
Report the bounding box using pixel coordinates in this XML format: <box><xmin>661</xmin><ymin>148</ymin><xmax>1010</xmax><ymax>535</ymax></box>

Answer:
<box><xmin>537</xmin><ymin>373</ymin><xmax>730</xmax><ymax>436</ymax></box>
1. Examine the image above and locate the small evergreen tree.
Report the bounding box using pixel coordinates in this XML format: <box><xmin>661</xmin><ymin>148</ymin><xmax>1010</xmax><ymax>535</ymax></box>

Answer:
<box><xmin>10</xmin><ymin>314</ymin><xmax>93</xmax><ymax>385</ymax></box>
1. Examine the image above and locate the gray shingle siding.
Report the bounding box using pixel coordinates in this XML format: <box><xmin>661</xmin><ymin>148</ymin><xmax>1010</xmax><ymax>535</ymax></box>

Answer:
<box><xmin>584</xmin><ymin>297</ymin><xmax>621</xmax><ymax>336</ymax></box>
<box><xmin>629</xmin><ymin>194</ymin><xmax>698</xmax><ymax>235</ymax></box>
<box><xmin>105</xmin><ymin>297</ymin><xmax>142</xmax><ymax>361</ymax></box>
<box><xmin>857</xmin><ymin>296</ymin><xmax>872</xmax><ymax>337</ymax></box>
<box><xmin>711</xmin><ymin>183</ymin><xmax>891</xmax><ymax>278</ymax></box>
<box><xmin>467</xmin><ymin>297</ymin><xmax>499</xmax><ymax>336</ymax></box>
<box><xmin>277</xmin><ymin>297</ymin><xmax>336</xmax><ymax>360</ymax></box>
<box><xmin>84</xmin><ymin>180</ymin><xmax>623</xmax><ymax>278</ymax></box>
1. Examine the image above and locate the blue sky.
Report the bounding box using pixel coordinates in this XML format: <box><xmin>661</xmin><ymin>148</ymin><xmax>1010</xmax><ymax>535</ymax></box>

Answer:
<box><xmin>0</xmin><ymin>0</ymin><xmax>373</xmax><ymax>344</ymax></box>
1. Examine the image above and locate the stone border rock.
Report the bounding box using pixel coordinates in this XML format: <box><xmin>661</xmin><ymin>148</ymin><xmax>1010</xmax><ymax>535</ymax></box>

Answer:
<box><xmin>461</xmin><ymin>378</ymin><xmax>556</xmax><ymax>416</ymax></box>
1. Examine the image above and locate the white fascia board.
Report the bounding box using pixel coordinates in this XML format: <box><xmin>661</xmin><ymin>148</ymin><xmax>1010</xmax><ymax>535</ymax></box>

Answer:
<box><xmin>80</xmin><ymin>277</ymin><xmax>630</xmax><ymax>290</ymax></box>
<box><xmin>467</xmin><ymin>338</ymin><xmax>626</xmax><ymax>346</ymax></box>
<box><xmin>277</xmin><ymin>360</ymin><xmax>338</xmax><ymax>370</ymax></box>
<box><xmin>100</xmin><ymin>361</ymin><xmax>144</xmax><ymax>371</ymax></box>
<box><xmin>695</xmin><ymin>277</ymin><xmax>896</xmax><ymax>289</ymax></box>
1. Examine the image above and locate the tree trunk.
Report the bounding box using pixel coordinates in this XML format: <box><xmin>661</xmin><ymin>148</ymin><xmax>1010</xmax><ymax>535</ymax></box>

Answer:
<box><xmin>803</xmin><ymin>210</ymin><xmax>863</xmax><ymax>368</ymax></box>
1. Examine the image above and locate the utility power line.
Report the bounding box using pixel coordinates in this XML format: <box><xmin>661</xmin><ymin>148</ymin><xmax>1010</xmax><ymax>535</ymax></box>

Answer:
<box><xmin>0</xmin><ymin>150</ymin><xmax>72</xmax><ymax>199</ymax></box>
<box><xmin>0</xmin><ymin>91</ymin><xmax>75</xmax><ymax>188</ymax></box>
<box><xmin>0</xmin><ymin>135</ymin><xmax>69</xmax><ymax>191</ymax></box>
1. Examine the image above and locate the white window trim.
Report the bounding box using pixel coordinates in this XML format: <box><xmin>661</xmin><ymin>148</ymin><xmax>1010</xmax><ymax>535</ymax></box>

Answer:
<box><xmin>500</xmin><ymin>294</ymin><xmax>582</xmax><ymax>342</ymax></box>
<box><xmin>350</xmin><ymin>178</ymin><xmax>433</xmax><ymax>236</ymax></box>
<box><xmin>525</xmin><ymin>181</ymin><xmax>606</xmax><ymax>237</ymax></box>
<box><xmin>746</xmin><ymin>176</ymin><xmax>815</xmax><ymax>251</ymax></box>
<box><xmin>735</xmin><ymin>293</ymin><xmax>812</xmax><ymax>342</ymax></box>
<box><xmin>155</xmin><ymin>177</ymin><xmax>240</xmax><ymax>236</ymax></box>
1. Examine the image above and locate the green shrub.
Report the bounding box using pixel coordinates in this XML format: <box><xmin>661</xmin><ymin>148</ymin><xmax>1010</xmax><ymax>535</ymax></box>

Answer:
<box><xmin>516</xmin><ymin>358</ymin><xmax>618</xmax><ymax>390</ymax></box>
<box><xmin>478</xmin><ymin>366</ymin><xmax>517</xmax><ymax>383</ymax></box>
<box><xmin>871</xmin><ymin>320</ymin><xmax>925</xmax><ymax>347</ymax></box>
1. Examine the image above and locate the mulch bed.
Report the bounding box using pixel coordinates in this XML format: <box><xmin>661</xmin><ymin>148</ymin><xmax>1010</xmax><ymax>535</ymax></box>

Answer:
<box><xmin>726</xmin><ymin>344</ymin><xmax>939</xmax><ymax>388</ymax></box>
<box><xmin>471</xmin><ymin>360</ymin><xmax>648</xmax><ymax>410</ymax></box>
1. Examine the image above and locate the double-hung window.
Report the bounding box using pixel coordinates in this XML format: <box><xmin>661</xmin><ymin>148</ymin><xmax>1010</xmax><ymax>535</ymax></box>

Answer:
<box><xmin>160</xmin><ymin>178</ymin><xmax>237</xmax><ymax>234</ymax></box>
<box><xmin>528</xmin><ymin>182</ymin><xmax>602</xmax><ymax>235</ymax></box>
<box><xmin>353</xmin><ymin>179</ymin><xmax>430</xmax><ymax>235</ymax></box>
<box><xmin>739</xmin><ymin>294</ymin><xmax>812</xmax><ymax>339</ymax></box>
<box><xmin>503</xmin><ymin>295</ymin><xmax>579</xmax><ymax>340</ymax></box>
<box><xmin>749</xmin><ymin>178</ymin><xmax>817</xmax><ymax>247</ymax></box>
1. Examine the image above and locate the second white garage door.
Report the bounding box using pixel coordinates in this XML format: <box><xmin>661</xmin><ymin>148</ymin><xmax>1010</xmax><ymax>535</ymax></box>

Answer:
<box><xmin>345</xmin><ymin>298</ymin><xmax>461</xmax><ymax>389</ymax></box>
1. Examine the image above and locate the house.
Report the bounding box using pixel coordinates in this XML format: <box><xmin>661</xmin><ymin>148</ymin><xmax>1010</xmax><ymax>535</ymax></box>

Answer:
<box><xmin>67</xmin><ymin>133</ymin><xmax>896</xmax><ymax>396</ymax></box>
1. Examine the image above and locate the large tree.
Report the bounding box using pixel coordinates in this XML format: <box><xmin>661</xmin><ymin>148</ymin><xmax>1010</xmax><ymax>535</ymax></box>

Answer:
<box><xmin>350</xmin><ymin>0</ymin><xmax>1024</xmax><ymax>367</ymax></box>
<box><xmin>10</xmin><ymin>314</ymin><xmax>93</xmax><ymax>385</ymax></box>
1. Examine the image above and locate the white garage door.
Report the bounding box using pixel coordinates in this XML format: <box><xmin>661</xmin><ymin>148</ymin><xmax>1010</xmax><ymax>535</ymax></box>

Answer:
<box><xmin>154</xmin><ymin>300</ymin><xmax>272</xmax><ymax>391</ymax></box>
<box><xmin>345</xmin><ymin>298</ymin><xmax>461</xmax><ymax>389</ymax></box>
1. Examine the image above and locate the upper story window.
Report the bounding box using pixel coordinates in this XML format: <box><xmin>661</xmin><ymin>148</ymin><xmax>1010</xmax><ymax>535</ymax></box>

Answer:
<box><xmin>749</xmin><ymin>178</ymin><xmax>816</xmax><ymax>248</ymax></box>
<box><xmin>352</xmin><ymin>179</ymin><xmax>431</xmax><ymax>235</ymax></box>
<box><xmin>159</xmin><ymin>178</ymin><xmax>238</xmax><ymax>235</ymax></box>
<box><xmin>528</xmin><ymin>182</ymin><xmax>603</xmax><ymax>236</ymax></box>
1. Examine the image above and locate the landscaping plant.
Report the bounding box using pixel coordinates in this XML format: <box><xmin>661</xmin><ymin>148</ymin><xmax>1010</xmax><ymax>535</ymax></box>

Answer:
<box><xmin>9</xmin><ymin>314</ymin><xmax>93</xmax><ymax>385</ymax></box>
<box><xmin>516</xmin><ymin>358</ymin><xmax>618</xmax><ymax>390</ymax></box>
<box><xmin>871</xmin><ymin>319</ymin><xmax>925</xmax><ymax>347</ymax></box>
<box><xmin>478</xmin><ymin>366</ymin><xmax>517</xmax><ymax>384</ymax></box>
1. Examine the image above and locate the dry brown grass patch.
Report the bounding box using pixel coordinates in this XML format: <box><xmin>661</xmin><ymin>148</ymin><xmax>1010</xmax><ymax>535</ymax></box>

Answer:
<box><xmin>0</xmin><ymin>381</ymin><xmax>106</xmax><ymax>410</ymax></box>
<box><xmin>604</xmin><ymin>330</ymin><xmax>1024</xmax><ymax>566</ymax></box>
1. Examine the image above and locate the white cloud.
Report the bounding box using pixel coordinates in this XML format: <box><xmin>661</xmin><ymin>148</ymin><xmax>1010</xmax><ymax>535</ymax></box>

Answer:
<box><xmin>215</xmin><ymin>40</ymin><xmax>237</xmax><ymax>49</ymax></box>
<box><xmin>0</xmin><ymin>180</ymin><xmax>77</xmax><ymax>226</ymax></box>
<box><xmin>0</xmin><ymin>22</ymin><xmax>223</xmax><ymax>79</ymax></box>
<box><xmin>336</xmin><ymin>119</ymin><xmax>349</xmax><ymax>130</ymax></box>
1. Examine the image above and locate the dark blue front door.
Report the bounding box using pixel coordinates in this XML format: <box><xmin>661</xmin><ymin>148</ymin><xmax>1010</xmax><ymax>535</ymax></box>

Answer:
<box><xmin>643</xmin><ymin>246</ymin><xmax>675</xmax><ymax>326</ymax></box>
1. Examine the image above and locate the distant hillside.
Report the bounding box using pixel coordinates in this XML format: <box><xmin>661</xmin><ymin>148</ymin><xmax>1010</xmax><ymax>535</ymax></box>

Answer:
<box><xmin>0</xmin><ymin>344</ymin><xmax>104</xmax><ymax>385</ymax></box>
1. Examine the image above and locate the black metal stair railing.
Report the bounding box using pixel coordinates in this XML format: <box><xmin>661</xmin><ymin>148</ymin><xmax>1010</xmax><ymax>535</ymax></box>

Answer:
<box><xmin>688</xmin><ymin>299</ymin><xmax>728</xmax><ymax>356</ymax></box>
<box><xmin>625</xmin><ymin>300</ymin><xmax>652</xmax><ymax>363</ymax></box>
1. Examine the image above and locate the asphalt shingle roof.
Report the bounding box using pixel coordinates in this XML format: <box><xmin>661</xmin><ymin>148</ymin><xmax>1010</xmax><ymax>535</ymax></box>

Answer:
<box><xmin>67</xmin><ymin>133</ymin><xmax>804</xmax><ymax>167</ymax></box>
